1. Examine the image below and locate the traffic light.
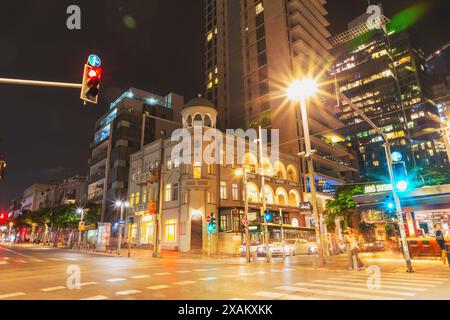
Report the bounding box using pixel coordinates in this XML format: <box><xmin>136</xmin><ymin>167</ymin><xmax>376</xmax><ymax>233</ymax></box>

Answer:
<box><xmin>392</xmin><ymin>161</ymin><xmax>409</xmax><ymax>192</ymax></box>
<box><xmin>385</xmin><ymin>196</ymin><xmax>395</xmax><ymax>213</ymax></box>
<box><xmin>0</xmin><ymin>157</ymin><xmax>6</xmax><ymax>181</ymax></box>
<box><xmin>129</xmin><ymin>217</ymin><xmax>134</xmax><ymax>225</ymax></box>
<box><xmin>264</xmin><ymin>211</ymin><xmax>273</xmax><ymax>223</ymax></box>
<box><xmin>207</xmin><ymin>217</ymin><xmax>216</xmax><ymax>235</ymax></box>
<box><xmin>81</xmin><ymin>64</ymin><xmax>102</xmax><ymax>104</ymax></box>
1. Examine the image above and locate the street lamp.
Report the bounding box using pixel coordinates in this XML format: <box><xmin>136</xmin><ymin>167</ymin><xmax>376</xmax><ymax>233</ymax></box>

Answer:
<box><xmin>75</xmin><ymin>207</ymin><xmax>85</xmax><ymax>245</ymax></box>
<box><xmin>235</xmin><ymin>167</ymin><xmax>251</xmax><ymax>263</ymax></box>
<box><xmin>288</xmin><ymin>78</ymin><xmax>326</xmax><ymax>267</ymax></box>
<box><xmin>114</xmin><ymin>200</ymin><xmax>130</xmax><ymax>256</ymax></box>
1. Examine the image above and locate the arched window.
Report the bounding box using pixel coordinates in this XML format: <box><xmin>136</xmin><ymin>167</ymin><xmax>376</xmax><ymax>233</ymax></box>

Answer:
<box><xmin>289</xmin><ymin>190</ymin><xmax>301</xmax><ymax>207</ymax></box>
<box><xmin>247</xmin><ymin>183</ymin><xmax>260</xmax><ymax>203</ymax></box>
<box><xmin>204</xmin><ymin>115</ymin><xmax>212</xmax><ymax>127</ymax></box>
<box><xmin>187</xmin><ymin>116</ymin><xmax>193</xmax><ymax>127</ymax></box>
<box><xmin>193</xmin><ymin>162</ymin><xmax>202</xmax><ymax>179</ymax></box>
<box><xmin>287</xmin><ymin>165</ymin><xmax>298</xmax><ymax>182</ymax></box>
<box><xmin>276</xmin><ymin>187</ymin><xmax>288</xmax><ymax>206</ymax></box>
<box><xmin>274</xmin><ymin>161</ymin><xmax>287</xmax><ymax>180</ymax></box>
<box><xmin>193</xmin><ymin>114</ymin><xmax>203</xmax><ymax>126</ymax></box>
<box><xmin>262</xmin><ymin>158</ymin><xmax>274</xmax><ymax>176</ymax></box>
<box><xmin>263</xmin><ymin>185</ymin><xmax>274</xmax><ymax>205</ymax></box>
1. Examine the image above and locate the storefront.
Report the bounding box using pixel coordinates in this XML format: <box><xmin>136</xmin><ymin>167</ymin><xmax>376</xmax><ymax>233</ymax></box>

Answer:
<box><xmin>354</xmin><ymin>184</ymin><xmax>450</xmax><ymax>241</ymax></box>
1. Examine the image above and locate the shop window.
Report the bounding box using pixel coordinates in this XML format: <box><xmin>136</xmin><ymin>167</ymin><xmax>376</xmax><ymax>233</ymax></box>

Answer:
<box><xmin>165</xmin><ymin>219</ymin><xmax>177</xmax><ymax>242</ymax></box>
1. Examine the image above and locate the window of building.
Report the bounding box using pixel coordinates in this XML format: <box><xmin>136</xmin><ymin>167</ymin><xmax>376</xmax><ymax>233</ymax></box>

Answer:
<box><xmin>135</xmin><ymin>193</ymin><xmax>140</xmax><ymax>205</ymax></box>
<box><xmin>220</xmin><ymin>182</ymin><xmax>227</xmax><ymax>200</ymax></box>
<box><xmin>164</xmin><ymin>184</ymin><xmax>172</xmax><ymax>202</ymax></box>
<box><xmin>173</xmin><ymin>183</ymin><xmax>179</xmax><ymax>201</ymax></box>
<box><xmin>255</xmin><ymin>2</ymin><xmax>264</xmax><ymax>15</ymax></box>
<box><xmin>193</xmin><ymin>162</ymin><xmax>202</xmax><ymax>179</ymax></box>
<box><xmin>207</xmin><ymin>164</ymin><xmax>215</xmax><ymax>175</ymax></box>
<box><xmin>164</xmin><ymin>219</ymin><xmax>177</xmax><ymax>242</ymax></box>
<box><xmin>207</xmin><ymin>191</ymin><xmax>215</xmax><ymax>204</ymax></box>
<box><xmin>232</xmin><ymin>184</ymin><xmax>239</xmax><ymax>201</ymax></box>
<box><xmin>167</xmin><ymin>159</ymin><xmax>173</xmax><ymax>170</ymax></box>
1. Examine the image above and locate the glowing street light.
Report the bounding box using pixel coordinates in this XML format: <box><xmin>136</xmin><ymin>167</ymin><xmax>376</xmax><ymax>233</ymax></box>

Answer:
<box><xmin>287</xmin><ymin>78</ymin><xmax>326</xmax><ymax>267</ymax></box>
<box><xmin>113</xmin><ymin>199</ymin><xmax>130</xmax><ymax>256</ymax></box>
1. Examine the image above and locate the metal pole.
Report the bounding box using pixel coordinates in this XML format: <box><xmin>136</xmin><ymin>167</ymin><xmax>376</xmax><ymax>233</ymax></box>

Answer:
<box><xmin>127</xmin><ymin>222</ymin><xmax>132</xmax><ymax>258</ymax></box>
<box><xmin>153</xmin><ymin>140</ymin><xmax>164</xmax><ymax>258</ymax></box>
<box><xmin>280</xmin><ymin>209</ymin><xmax>286</xmax><ymax>261</ymax></box>
<box><xmin>384</xmin><ymin>143</ymin><xmax>414</xmax><ymax>273</ymax></box>
<box><xmin>118</xmin><ymin>205</ymin><xmax>124</xmax><ymax>256</ymax></box>
<box><xmin>244</xmin><ymin>169</ymin><xmax>251</xmax><ymax>263</ymax></box>
<box><xmin>299</xmin><ymin>95</ymin><xmax>326</xmax><ymax>267</ymax></box>
<box><xmin>0</xmin><ymin>78</ymin><xmax>82</xmax><ymax>89</ymax></box>
<box><xmin>258</xmin><ymin>126</ymin><xmax>271</xmax><ymax>263</ymax></box>
<box><xmin>78</xmin><ymin>211</ymin><xmax>85</xmax><ymax>244</ymax></box>
<box><xmin>339</xmin><ymin>91</ymin><xmax>413</xmax><ymax>272</ymax></box>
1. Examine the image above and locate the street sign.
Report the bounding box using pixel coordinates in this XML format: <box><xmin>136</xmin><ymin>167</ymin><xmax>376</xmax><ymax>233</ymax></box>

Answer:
<box><xmin>206</xmin><ymin>215</ymin><xmax>211</xmax><ymax>223</ymax></box>
<box><xmin>242</xmin><ymin>218</ymin><xmax>249</xmax><ymax>227</ymax></box>
<box><xmin>148</xmin><ymin>202</ymin><xmax>157</xmax><ymax>214</ymax></box>
<box><xmin>118</xmin><ymin>220</ymin><xmax>125</xmax><ymax>226</ymax></box>
<box><xmin>391</xmin><ymin>151</ymin><xmax>403</xmax><ymax>162</ymax></box>
<box><xmin>300</xmin><ymin>202</ymin><xmax>312</xmax><ymax>211</ymax></box>
<box><xmin>88</xmin><ymin>54</ymin><xmax>102</xmax><ymax>68</ymax></box>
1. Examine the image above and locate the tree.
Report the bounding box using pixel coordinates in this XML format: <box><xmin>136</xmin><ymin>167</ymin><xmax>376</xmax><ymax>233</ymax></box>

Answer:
<box><xmin>411</xmin><ymin>166</ymin><xmax>450</xmax><ymax>187</ymax></box>
<box><xmin>324</xmin><ymin>185</ymin><xmax>363</xmax><ymax>232</ymax></box>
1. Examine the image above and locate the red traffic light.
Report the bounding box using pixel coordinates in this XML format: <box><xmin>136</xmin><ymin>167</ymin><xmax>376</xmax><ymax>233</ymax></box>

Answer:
<box><xmin>88</xmin><ymin>69</ymin><xmax>99</xmax><ymax>78</ymax></box>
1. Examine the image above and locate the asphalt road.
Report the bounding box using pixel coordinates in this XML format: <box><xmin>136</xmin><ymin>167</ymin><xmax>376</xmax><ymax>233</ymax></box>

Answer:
<box><xmin>1</xmin><ymin>243</ymin><xmax>449</xmax><ymax>300</ymax></box>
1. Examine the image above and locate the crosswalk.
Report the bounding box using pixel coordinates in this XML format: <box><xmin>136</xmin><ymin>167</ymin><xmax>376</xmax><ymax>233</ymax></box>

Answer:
<box><xmin>250</xmin><ymin>272</ymin><xmax>448</xmax><ymax>300</ymax></box>
<box><xmin>0</xmin><ymin>256</ymin><xmax>82</xmax><ymax>265</ymax></box>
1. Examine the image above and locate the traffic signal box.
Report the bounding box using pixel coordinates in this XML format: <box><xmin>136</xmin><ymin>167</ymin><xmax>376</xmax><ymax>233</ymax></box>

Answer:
<box><xmin>81</xmin><ymin>65</ymin><xmax>102</xmax><ymax>104</ymax></box>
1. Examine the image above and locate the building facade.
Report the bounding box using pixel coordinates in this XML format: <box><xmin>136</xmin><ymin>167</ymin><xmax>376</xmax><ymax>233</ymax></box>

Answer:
<box><xmin>86</xmin><ymin>88</ymin><xmax>184</xmax><ymax>225</ymax></box>
<box><xmin>205</xmin><ymin>0</ymin><xmax>359</xmax><ymax>197</ymax></box>
<box><xmin>21</xmin><ymin>184</ymin><xmax>56</xmax><ymax>212</ymax></box>
<box><xmin>331</xmin><ymin>14</ymin><xmax>449</xmax><ymax>181</ymax></box>
<box><xmin>126</xmin><ymin>98</ymin><xmax>332</xmax><ymax>254</ymax></box>
<box><xmin>51</xmin><ymin>175</ymin><xmax>86</xmax><ymax>206</ymax></box>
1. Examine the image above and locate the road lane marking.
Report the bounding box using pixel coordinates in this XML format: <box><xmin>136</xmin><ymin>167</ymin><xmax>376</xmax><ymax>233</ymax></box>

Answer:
<box><xmin>199</xmin><ymin>277</ymin><xmax>218</xmax><ymax>281</ymax></box>
<box><xmin>47</xmin><ymin>258</ymin><xmax>63</xmax><ymax>261</ymax></box>
<box><xmin>176</xmin><ymin>271</ymin><xmax>192</xmax><ymax>273</ymax></box>
<box><xmin>0</xmin><ymin>292</ymin><xmax>26</xmax><ymax>299</ymax></box>
<box><xmin>107</xmin><ymin>278</ymin><xmax>127</xmax><ymax>282</ymax></box>
<box><xmin>332</xmin><ymin>277</ymin><xmax>436</xmax><ymax>288</ymax></box>
<box><xmin>275</xmin><ymin>286</ymin><xmax>404</xmax><ymax>300</ymax></box>
<box><xmin>147</xmin><ymin>285</ymin><xmax>170</xmax><ymax>290</ymax></box>
<box><xmin>253</xmin><ymin>291</ymin><xmax>285</xmax><ymax>298</ymax></box>
<box><xmin>230</xmin><ymin>298</ymin><xmax>244</xmax><ymax>300</ymax></box>
<box><xmin>174</xmin><ymin>281</ymin><xmax>196</xmax><ymax>285</ymax></box>
<box><xmin>80</xmin><ymin>295</ymin><xmax>108</xmax><ymax>300</ymax></box>
<box><xmin>153</xmin><ymin>273</ymin><xmax>170</xmax><ymax>276</ymax></box>
<box><xmin>131</xmin><ymin>275</ymin><xmax>150</xmax><ymax>279</ymax></box>
<box><xmin>270</xmin><ymin>269</ymin><xmax>283</xmax><ymax>273</ymax></box>
<box><xmin>0</xmin><ymin>261</ymin><xmax>8</xmax><ymax>265</ymax></box>
<box><xmin>319</xmin><ymin>279</ymin><xmax>428</xmax><ymax>292</ymax></box>
<box><xmin>15</xmin><ymin>259</ymin><xmax>27</xmax><ymax>263</ymax></box>
<box><xmin>80</xmin><ymin>282</ymin><xmax>98</xmax><ymax>287</ymax></box>
<box><xmin>294</xmin><ymin>282</ymin><xmax>416</xmax><ymax>297</ymax></box>
<box><xmin>349</xmin><ymin>273</ymin><xmax>449</xmax><ymax>281</ymax></box>
<box><xmin>30</xmin><ymin>259</ymin><xmax>45</xmax><ymax>262</ymax></box>
<box><xmin>340</xmin><ymin>275</ymin><xmax>443</xmax><ymax>285</ymax></box>
<box><xmin>208</xmin><ymin>268</ymin><xmax>220</xmax><ymax>271</ymax></box>
<box><xmin>194</xmin><ymin>269</ymin><xmax>209</xmax><ymax>272</ymax></box>
<box><xmin>283</xmin><ymin>268</ymin><xmax>296</xmax><ymax>271</ymax></box>
<box><xmin>40</xmin><ymin>286</ymin><xmax>66</xmax><ymax>292</ymax></box>
<box><xmin>64</xmin><ymin>258</ymin><xmax>80</xmax><ymax>261</ymax></box>
<box><xmin>116</xmin><ymin>290</ymin><xmax>142</xmax><ymax>296</ymax></box>
<box><xmin>239</xmin><ymin>273</ymin><xmax>255</xmax><ymax>276</ymax></box>
<box><xmin>221</xmin><ymin>275</ymin><xmax>236</xmax><ymax>278</ymax></box>
<box><xmin>256</xmin><ymin>271</ymin><xmax>268</xmax><ymax>275</ymax></box>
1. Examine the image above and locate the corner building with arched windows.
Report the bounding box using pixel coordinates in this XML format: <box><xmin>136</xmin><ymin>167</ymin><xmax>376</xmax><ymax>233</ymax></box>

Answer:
<box><xmin>126</xmin><ymin>98</ymin><xmax>334</xmax><ymax>255</ymax></box>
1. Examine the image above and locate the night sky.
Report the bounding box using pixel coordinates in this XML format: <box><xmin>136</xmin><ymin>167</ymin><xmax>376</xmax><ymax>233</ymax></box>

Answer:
<box><xmin>0</xmin><ymin>0</ymin><xmax>448</xmax><ymax>207</ymax></box>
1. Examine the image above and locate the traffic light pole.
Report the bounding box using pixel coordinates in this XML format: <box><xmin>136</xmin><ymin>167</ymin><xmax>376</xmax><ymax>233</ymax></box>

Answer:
<box><xmin>0</xmin><ymin>78</ymin><xmax>82</xmax><ymax>89</ymax></box>
<box><xmin>339</xmin><ymin>92</ymin><xmax>413</xmax><ymax>273</ymax></box>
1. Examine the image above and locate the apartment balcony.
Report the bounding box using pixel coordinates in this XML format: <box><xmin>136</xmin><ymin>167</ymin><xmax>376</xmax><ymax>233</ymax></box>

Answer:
<box><xmin>88</xmin><ymin>170</ymin><xmax>106</xmax><ymax>184</ymax></box>
<box><xmin>312</xmin><ymin>152</ymin><xmax>358</xmax><ymax>173</ymax></box>
<box><xmin>89</xmin><ymin>151</ymin><xmax>108</xmax><ymax>166</ymax></box>
<box><xmin>133</xmin><ymin>172</ymin><xmax>159</xmax><ymax>186</ymax></box>
<box><xmin>87</xmin><ymin>190</ymin><xmax>104</xmax><ymax>202</ymax></box>
<box><xmin>310</xmin><ymin>136</ymin><xmax>351</xmax><ymax>158</ymax></box>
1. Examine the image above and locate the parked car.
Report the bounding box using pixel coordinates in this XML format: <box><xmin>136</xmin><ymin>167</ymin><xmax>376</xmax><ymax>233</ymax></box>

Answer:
<box><xmin>284</xmin><ymin>239</ymin><xmax>318</xmax><ymax>255</ymax></box>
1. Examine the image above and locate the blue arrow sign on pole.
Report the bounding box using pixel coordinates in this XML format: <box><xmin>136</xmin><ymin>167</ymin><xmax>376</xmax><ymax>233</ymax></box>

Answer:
<box><xmin>88</xmin><ymin>54</ymin><xmax>102</xmax><ymax>68</ymax></box>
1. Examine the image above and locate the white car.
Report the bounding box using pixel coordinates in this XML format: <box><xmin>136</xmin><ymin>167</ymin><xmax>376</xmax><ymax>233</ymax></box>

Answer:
<box><xmin>285</xmin><ymin>239</ymin><xmax>318</xmax><ymax>256</ymax></box>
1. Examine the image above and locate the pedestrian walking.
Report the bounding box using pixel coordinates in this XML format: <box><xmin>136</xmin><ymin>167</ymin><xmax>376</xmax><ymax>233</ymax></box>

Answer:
<box><xmin>345</xmin><ymin>228</ymin><xmax>364</xmax><ymax>270</ymax></box>
<box><xmin>435</xmin><ymin>224</ymin><xmax>447</xmax><ymax>268</ymax></box>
